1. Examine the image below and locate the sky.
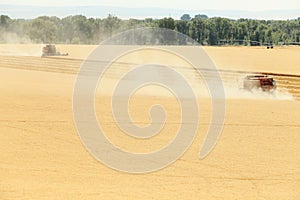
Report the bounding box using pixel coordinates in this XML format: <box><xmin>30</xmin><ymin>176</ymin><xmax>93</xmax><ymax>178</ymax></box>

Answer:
<box><xmin>3</xmin><ymin>0</ymin><xmax>300</xmax><ymax>11</ymax></box>
<box><xmin>1</xmin><ymin>0</ymin><xmax>300</xmax><ymax>19</ymax></box>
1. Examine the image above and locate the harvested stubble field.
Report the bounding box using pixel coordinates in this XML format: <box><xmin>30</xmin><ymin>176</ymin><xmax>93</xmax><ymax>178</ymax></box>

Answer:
<box><xmin>0</xmin><ymin>44</ymin><xmax>299</xmax><ymax>199</ymax></box>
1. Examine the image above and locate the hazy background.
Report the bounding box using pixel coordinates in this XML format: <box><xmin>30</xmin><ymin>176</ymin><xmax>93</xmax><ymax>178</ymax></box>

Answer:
<box><xmin>1</xmin><ymin>0</ymin><xmax>300</xmax><ymax>19</ymax></box>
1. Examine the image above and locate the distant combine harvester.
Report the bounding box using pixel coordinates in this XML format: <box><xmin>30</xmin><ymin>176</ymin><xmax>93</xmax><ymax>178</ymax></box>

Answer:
<box><xmin>42</xmin><ymin>44</ymin><xmax>68</xmax><ymax>57</ymax></box>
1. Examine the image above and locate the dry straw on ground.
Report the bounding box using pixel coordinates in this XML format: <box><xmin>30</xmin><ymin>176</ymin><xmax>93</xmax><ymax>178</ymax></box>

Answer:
<box><xmin>0</xmin><ymin>44</ymin><xmax>299</xmax><ymax>199</ymax></box>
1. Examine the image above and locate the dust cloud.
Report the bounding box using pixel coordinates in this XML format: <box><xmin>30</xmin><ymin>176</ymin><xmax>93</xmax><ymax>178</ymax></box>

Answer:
<box><xmin>0</xmin><ymin>33</ymin><xmax>42</xmax><ymax>56</ymax></box>
<box><xmin>223</xmin><ymin>80</ymin><xmax>294</xmax><ymax>100</ymax></box>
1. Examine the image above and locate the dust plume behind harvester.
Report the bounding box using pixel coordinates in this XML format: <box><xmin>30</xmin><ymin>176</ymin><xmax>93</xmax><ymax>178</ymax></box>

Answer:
<box><xmin>42</xmin><ymin>44</ymin><xmax>68</xmax><ymax>57</ymax></box>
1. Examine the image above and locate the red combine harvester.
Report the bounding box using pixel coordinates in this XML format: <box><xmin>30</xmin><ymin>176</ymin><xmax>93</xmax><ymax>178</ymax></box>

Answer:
<box><xmin>243</xmin><ymin>75</ymin><xmax>276</xmax><ymax>91</ymax></box>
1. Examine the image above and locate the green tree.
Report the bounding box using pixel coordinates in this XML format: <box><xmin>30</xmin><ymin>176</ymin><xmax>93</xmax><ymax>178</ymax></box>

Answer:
<box><xmin>194</xmin><ymin>14</ymin><xmax>208</xmax><ymax>19</ymax></box>
<box><xmin>0</xmin><ymin>15</ymin><xmax>12</xmax><ymax>28</ymax></box>
<box><xmin>28</xmin><ymin>16</ymin><xmax>58</xmax><ymax>43</ymax></box>
<box><xmin>1</xmin><ymin>14</ymin><xmax>300</xmax><ymax>46</ymax></box>
<box><xmin>158</xmin><ymin>17</ymin><xmax>175</xmax><ymax>30</ymax></box>
<box><xmin>103</xmin><ymin>14</ymin><xmax>121</xmax><ymax>37</ymax></box>
<box><xmin>180</xmin><ymin>14</ymin><xmax>191</xmax><ymax>21</ymax></box>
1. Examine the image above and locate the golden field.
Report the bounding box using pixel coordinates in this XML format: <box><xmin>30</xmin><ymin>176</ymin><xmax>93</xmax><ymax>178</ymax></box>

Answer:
<box><xmin>0</xmin><ymin>44</ymin><xmax>299</xmax><ymax>199</ymax></box>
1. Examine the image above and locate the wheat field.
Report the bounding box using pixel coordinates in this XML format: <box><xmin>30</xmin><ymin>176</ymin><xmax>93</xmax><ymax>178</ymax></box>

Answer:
<box><xmin>0</xmin><ymin>44</ymin><xmax>299</xmax><ymax>199</ymax></box>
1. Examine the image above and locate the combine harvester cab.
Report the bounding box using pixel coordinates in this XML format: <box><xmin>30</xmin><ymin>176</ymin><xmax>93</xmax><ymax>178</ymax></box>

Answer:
<box><xmin>42</xmin><ymin>44</ymin><xmax>68</xmax><ymax>57</ymax></box>
<box><xmin>243</xmin><ymin>75</ymin><xmax>276</xmax><ymax>91</ymax></box>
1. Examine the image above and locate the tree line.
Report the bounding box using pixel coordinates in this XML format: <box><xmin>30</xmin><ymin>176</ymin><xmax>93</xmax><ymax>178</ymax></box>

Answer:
<box><xmin>0</xmin><ymin>14</ymin><xmax>299</xmax><ymax>45</ymax></box>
